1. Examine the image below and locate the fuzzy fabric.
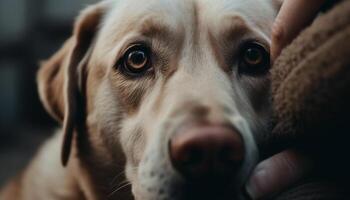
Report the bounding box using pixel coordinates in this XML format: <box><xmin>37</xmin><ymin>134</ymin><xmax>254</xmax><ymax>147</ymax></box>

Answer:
<box><xmin>271</xmin><ymin>0</ymin><xmax>350</xmax><ymax>142</ymax></box>
<box><xmin>269</xmin><ymin>0</ymin><xmax>350</xmax><ymax>199</ymax></box>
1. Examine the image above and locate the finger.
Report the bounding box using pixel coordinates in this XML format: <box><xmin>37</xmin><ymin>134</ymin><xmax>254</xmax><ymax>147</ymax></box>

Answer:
<box><xmin>271</xmin><ymin>0</ymin><xmax>326</xmax><ymax>60</ymax></box>
<box><xmin>245</xmin><ymin>149</ymin><xmax>313</xmax><ymax>200</ymax></box>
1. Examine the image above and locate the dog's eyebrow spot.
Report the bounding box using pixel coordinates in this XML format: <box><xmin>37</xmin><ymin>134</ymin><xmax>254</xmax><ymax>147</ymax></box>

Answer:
<box><xmin>135</xmin><ymin>16</ymin><xmax>184</xmax><ymax>78</ymax></box>
<box><xmin>221</xmin><ymin>15</ymin><xmax>250</xmax><ymax>41</ymax></box>
<box><xmin>208</xmin><ymin>15</ymin><xmax>252</xmax><ymax>72</ymax></box>
<box><xmin>138</xmin><ymin>17</ymin><xmax>177</xmax><ymax>42</ymax></box>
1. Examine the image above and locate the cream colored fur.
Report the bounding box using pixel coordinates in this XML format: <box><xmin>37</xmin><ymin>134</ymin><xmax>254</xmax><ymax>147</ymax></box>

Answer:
<box><xmin>0</xmin><ymin>0</ymin><xmax>281</xmax><ymax>199</ymax></box>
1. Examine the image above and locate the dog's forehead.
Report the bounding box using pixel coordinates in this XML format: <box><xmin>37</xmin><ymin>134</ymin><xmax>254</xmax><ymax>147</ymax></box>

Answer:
<box><xmin>94</xmin><ymin>0</ymin><xmax>276</xmax><ymax>67</ymax></box>
<box><xmin>105</xmin><ymin>0</ymin><xmax>276</xmax><ymax>29</ymax></box>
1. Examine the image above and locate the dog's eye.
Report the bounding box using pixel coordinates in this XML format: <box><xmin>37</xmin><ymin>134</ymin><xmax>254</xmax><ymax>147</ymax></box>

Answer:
<box><xmin>120</xmin><ymin>44</ymin><xmax>151</xmax><ymax>76</ymax></box>
<box><xmin>239</xmin><ymin>42</ymin><xmax>270</xmax><ymax>75</ymax></box>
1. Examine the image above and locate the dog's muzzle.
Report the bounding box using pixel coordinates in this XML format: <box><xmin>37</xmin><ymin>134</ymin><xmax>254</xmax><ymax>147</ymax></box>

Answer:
<box><xmin>168</xmin><ymin>123</ymin><xmax>246</xmax><ymax>198</ymax></box>
<box><xmin>170</xmin><ymin>124</ymin><xmax>244</xmax><ymax>181</ymax></box>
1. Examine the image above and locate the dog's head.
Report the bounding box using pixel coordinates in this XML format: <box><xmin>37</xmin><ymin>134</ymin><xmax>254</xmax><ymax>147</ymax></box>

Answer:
<box><xmin>38</xmin><ymin>0</ymin><xmax>281</xmax><ymax>199</ymax></box>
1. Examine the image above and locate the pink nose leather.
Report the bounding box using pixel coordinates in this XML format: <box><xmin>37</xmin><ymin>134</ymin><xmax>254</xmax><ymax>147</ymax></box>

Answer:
<box><xmin>169</xmin><ymin>125</ymin><xmax>244</xmax><ymax>180</ymax></box>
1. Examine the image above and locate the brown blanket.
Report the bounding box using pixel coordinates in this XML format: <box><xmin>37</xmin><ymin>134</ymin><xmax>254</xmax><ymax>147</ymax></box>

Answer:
<box><xmin>272</xmin><ymin>0</ymin><xmax>350</xmax><ymax>140</ymax></box>
<box><xmin>270</xmin><ymin>0</ymin><xmax>350</xmax><ymax>199</ymax></box>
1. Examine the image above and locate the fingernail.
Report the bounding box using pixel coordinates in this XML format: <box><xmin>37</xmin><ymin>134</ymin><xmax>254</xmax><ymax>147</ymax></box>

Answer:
<box><xmin>245</xmin><ymin>166</ymin><xmax>268</xmax><ymax>200</ymax></box>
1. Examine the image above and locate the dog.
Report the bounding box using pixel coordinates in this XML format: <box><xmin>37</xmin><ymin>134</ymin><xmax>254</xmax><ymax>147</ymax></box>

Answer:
<box><xmin>0</xmin><ymin>0</ymin><xmax>281</xmax><ymax>199</ymax></box>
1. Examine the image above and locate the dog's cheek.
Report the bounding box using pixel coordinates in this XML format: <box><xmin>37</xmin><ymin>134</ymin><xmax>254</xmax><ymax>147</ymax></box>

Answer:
<box><xmin>88</xmin><ymin>81</ymin><xmax>126</xmax><ymax>161</ymax></box>
<box><xmin>119</xmin><ymin>123</ymin><xmax>157</xmax><ymax>199</ymax></box>
<box><xmin>110</xmin><ymin>73</ymin><xmax>154</xmax><ymax>115</ymax></box>
<box><xmin>233</xmin><ymin>77</ymin><xmax>273</xmax><ymax>148</ymax></box>
<box><xmin>126</xmin><ymin>127</ymin><xmax>146</xmax><ymax>166</ymax></box>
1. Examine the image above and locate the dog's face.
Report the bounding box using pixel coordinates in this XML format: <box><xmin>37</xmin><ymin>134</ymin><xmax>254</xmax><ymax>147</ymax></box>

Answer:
<box><xmin>38</xmin><ymin>0</ymin><xmax>280</xmax><ymax>199</ymax></box>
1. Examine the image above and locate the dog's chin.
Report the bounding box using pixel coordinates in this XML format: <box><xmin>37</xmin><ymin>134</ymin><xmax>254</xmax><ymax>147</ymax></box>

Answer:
<box><xmin>134</xmin><ymin>190</ymin><xmax>244</xmax><ymax>200</ymax></box>
<box><xmin>133</xmin><ymin>191</ymin><xmax>243</xmax><ymax>200</ymax></box>
<box><xmin>177</xmin><ymin>186</ymin><xmax>243</xmax><ymax>200</ymax></box>
<box><xmin>133</xmin><ymin>179</ymin><xmax>246</xmax><ymax>200</ymax></box>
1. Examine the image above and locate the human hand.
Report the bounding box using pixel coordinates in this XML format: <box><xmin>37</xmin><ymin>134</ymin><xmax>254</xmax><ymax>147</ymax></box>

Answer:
<box><xmin>250</xmin><ymin>1</ymin><xmax>339</xmax><ymax>199</ymax></box>
<box><xmin>271</xmin><ymin>0</ymin><xmax>326</xmax><ymax>60</ymax></box>
<box><xmin>245</xmin><ymin>149</ymin><xmax>313</xmax><ymax>199</ymax></box>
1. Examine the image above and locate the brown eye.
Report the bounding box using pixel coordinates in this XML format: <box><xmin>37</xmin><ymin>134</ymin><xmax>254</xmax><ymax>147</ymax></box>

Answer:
<box><xmin>120</xmin><ymin>44</ymin><xmax>151</xmax><ymax>76</ymax></box>
<box><xmin>239</xmin><ymin>42</ymin><xmax>270</xmax><ymax>75</ymax></box>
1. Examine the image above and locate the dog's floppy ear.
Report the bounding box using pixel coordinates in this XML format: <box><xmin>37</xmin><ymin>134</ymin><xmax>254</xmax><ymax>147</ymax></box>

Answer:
<box><xmin>37</xmin><ymin>2</ymin><xmax>108</xmax><ymax>166</ymax></box>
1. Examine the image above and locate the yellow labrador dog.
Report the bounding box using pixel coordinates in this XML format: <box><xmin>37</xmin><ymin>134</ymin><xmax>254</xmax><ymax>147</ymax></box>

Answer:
<box><xmin>1</xmin><ymin>0</ymin><xmax>281</xmax><ymax>199</ymax></box>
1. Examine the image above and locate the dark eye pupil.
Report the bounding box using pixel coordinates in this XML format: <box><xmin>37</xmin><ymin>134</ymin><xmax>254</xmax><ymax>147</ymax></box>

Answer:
<box><xmin>125</xmin><ymin>48</ymin><xmax>149</xmax><ymax>72</ymax></box>
<box><xmin>239</xmin><ymin>42</ymin><xmax>270</xmax><ymax>75</ymax></box>
<box><xmin>129</xmin><ymin>51</ymin><xmax>146</xmax><ymax>66</ymax></box>
<box><xmin>244</xmin><ymin>48</ymin><xmax>262</xmax><ymax>65</ymax></box>
<box><xmin>118</xmin><ymin>44</ymin><xmax>151</xmax><ymax>76</ymax></box>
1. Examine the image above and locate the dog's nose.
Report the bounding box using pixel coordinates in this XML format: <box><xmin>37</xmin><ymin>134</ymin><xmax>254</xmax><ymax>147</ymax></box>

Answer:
<box><xmin>169</xmin><ymin>125</ymin><xmax>244</xmax><ymax>181</ymax></box>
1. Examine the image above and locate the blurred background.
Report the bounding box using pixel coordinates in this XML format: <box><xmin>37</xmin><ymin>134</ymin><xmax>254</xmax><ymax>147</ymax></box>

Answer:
<box><xmin>0</xmin><ymin>0</ymin><xmax>98</xmax><ymax>187</ymax></box>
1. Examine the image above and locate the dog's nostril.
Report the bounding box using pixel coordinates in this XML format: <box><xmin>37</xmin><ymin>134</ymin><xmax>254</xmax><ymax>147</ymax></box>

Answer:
<box><xmin>181</xmin><ymin>147</ymin><xmax>203</xmax><ymax>166</ymax></box>
<box><xmin>220</xmin><ymin>144</ymin><xmax>244</xmax><ymax>165</ymax></box>
<box><xmin>169</xmin><ymin>125</ymin><xmax>244</xmax><ymax>181</ymax></box>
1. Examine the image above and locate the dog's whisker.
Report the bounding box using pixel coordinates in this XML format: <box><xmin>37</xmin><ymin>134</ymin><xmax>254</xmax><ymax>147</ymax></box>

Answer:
<box><xmin>109</xmin><ymin>166</ymin><xmax>139</xmax><ymax>186</ymax></box>
<box><xmin>108</xmin><ymin>182</ymin><xmax>131</xmax><ymax>198</ymax></box>
<box><xmin>109</xmin><ymin>170</ymin><xmax>126</xmax><ymax>186</ymax></box>
<box><xmin>110</xmin><ymin>179</ymin><xmax>129</xmax><ymax>190</ymax></box>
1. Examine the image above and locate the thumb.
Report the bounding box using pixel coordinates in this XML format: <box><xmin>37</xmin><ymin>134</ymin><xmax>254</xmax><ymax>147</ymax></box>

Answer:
<box><xmin>245</xmin><ymin>149</ymin><xmax>313</xmax><ymax>199</ymax></box>
<box><xmin>271</xmin><ymin>0</ymin><xmax>326</xmax><ymax>60</ymax></box>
